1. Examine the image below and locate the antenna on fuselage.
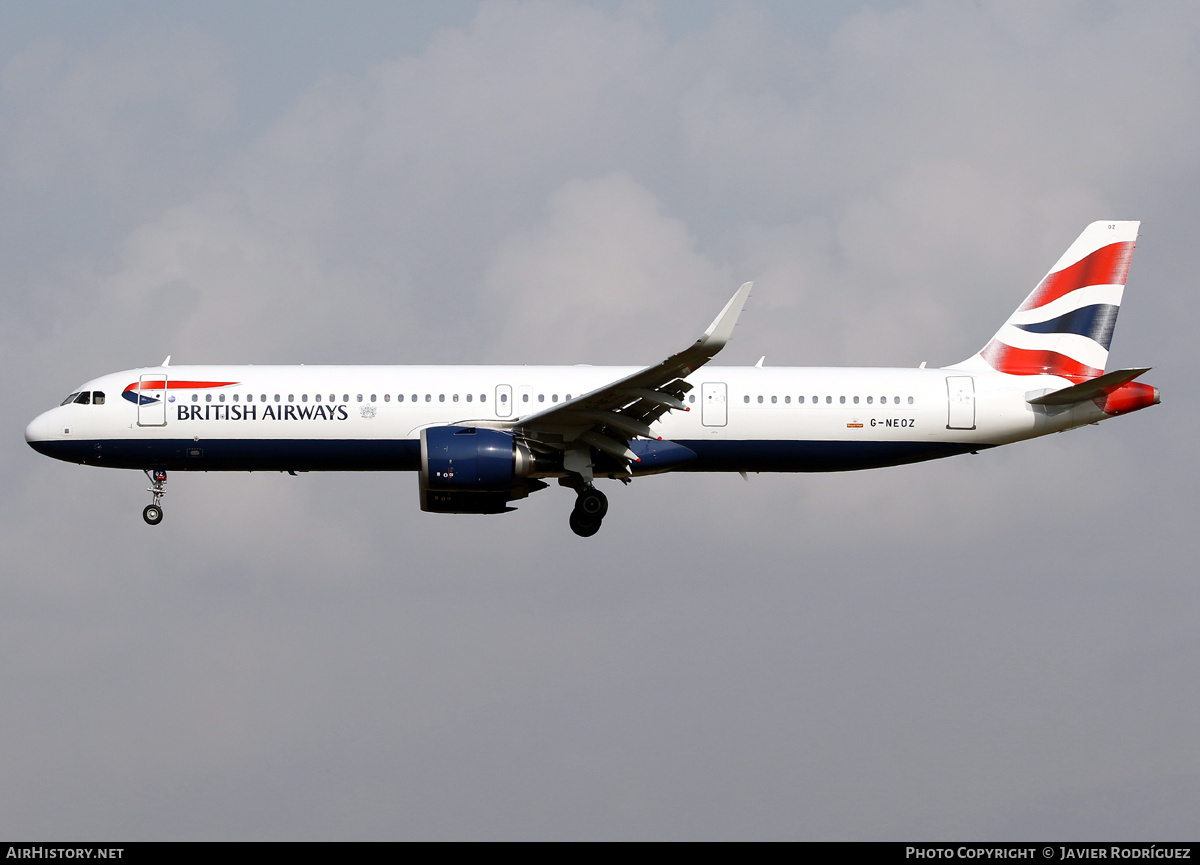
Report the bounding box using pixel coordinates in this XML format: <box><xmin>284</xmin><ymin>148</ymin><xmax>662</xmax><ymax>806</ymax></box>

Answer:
<box><xmin>161</xmin><ymin>355</ymin><xmax>171</xmax><ymax>367</ymax></box>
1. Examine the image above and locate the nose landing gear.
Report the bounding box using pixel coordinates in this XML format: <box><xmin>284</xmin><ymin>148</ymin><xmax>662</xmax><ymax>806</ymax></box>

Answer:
<box><xmin>569</xmin><ymin>487</ymin><xmax>608</xmax><ymax>537</ymax></box>
<box><xmin>143</xmin><ymin>469</ymin><xmax>167</xmax><ymax>525</ymax></box>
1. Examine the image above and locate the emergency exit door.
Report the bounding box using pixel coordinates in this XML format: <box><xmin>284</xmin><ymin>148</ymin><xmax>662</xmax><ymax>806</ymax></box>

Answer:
<box><xmin>137</xmin><ymin>374</ymin><xmax>167</xmax><ymax>427</ymax></box>
<box><xmin>946</xmin><ymin>376</ymin><xmax>975</xmax><ymax>430</ymax></box>
<box><xmin>701</xmin><ymin>382</ymin><xmax>727</xmax><ymax>427</ymax></box>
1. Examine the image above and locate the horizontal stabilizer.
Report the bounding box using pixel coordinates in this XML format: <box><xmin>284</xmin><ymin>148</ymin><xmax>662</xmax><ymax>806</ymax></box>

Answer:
<box><xmin>1027</xmin><ymin>367</ymin><xmax>1151</xmax><ymax>406</ymax></box>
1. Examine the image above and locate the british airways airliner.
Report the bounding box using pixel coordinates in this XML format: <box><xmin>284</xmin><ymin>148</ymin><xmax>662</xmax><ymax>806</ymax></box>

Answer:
<box><xmin>26</xmin><ymin>221</ymin><xmax>1158</xmax><ymax>536</ymax></box>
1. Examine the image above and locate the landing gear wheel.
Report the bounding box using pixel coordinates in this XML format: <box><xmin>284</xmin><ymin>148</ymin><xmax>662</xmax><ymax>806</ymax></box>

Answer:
<box><xmin>142</xmin><ymin>469</ymin><xmax>167</xmax><ymax>525</ymax></box>
<box><xmin>569</xmin><ymin>509</ymin><xmax>601</xmax><ymax>537</ymax></box>
<box><xmin>576</xmin><ymin>488</ymin><xmax>608</xmax><ymax>520</ymax></box>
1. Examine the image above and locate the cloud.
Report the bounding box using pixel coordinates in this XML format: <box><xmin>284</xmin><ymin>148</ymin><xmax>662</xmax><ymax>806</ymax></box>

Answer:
<box><xmin>2</xmin><ymin>26</ymin><xmax>233</xmax><ymax>202</ymax></box>
<box><xmin>480</xmin><ymin>172</ymin><xmax>730</xmax><ymax>362</ymax></box>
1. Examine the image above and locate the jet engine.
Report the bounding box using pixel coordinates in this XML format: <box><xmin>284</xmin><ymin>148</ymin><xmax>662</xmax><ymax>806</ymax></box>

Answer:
<box><xmin>418</xmin><ymin>426</ymin><xmax>549</xmax><ymax>513</ymax></box>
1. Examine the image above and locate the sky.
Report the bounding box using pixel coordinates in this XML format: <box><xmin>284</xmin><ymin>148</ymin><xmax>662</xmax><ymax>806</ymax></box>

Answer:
<box><xmin>1</xmin><ymin>0</ymin><xmax>1197</xmax><ymax>841</ymax></box>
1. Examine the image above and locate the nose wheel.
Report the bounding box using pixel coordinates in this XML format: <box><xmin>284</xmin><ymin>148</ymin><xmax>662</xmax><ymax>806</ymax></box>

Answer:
<box><xmin>569</xmin><ymin>487</ymin><xmax>608</xmax><ymax>537</ymax></box>
<box><xmin>142</xmin><ymin>469</ymin><xmax>167</xmax><ymax>525</ymax></box>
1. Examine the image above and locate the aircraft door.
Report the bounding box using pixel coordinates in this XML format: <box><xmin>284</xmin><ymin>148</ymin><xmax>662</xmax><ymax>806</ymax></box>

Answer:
<box><xmin>137</xmin><ymin>374</ymin><xmax>167</xmax><ymax>427</ymax></box>
<box><xmin>495</xmin><ymin>384</ymin><xmax>512</xmax><ymax>418</ymax></box>
<box><xmin>946</xmin><ymin>376</ymin><xmax>976</xmax><ymax>430</ymax></box>
<box><xmin>701</xmin><ymin>382</ymin><xmax>727</xmax><ymax>427</ymax></box>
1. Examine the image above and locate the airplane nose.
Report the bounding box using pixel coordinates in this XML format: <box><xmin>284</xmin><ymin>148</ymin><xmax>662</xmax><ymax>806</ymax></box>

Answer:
<box><xmin>25</xmin><ymin>414</ymin><xmax>47</xmax><ymax>446</ymax></box>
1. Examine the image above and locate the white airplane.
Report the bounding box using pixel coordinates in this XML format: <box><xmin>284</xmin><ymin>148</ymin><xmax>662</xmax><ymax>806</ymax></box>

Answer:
<box><xmin>26</xmin><ymin>221</ymin><xmax>1158</xmax><ymax>536</ymax></box>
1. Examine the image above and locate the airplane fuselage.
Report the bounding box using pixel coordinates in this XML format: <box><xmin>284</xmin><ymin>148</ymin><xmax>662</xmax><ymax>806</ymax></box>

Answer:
<box><xmin>26</xmin><ymin>363</ymin><xmax>1115</xmax><ymax>475</ymax></box>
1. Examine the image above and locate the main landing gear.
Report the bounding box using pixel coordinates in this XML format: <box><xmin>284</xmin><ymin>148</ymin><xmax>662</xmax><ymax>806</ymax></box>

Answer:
<box><xmin>569</xmin><ymin>487</ymin><xmax>608</xmax><ymax>537</ymax></box>
<box><xmin>143</xmin><ymin>469</ymin><xmax>167</xmax><ymax>525</ymax></box>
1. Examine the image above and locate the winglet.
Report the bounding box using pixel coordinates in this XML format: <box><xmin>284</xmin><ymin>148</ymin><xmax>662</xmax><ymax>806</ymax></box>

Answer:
<box><xmin>698</xmin><ymin>282</ymin><xmax>753</xmax><ymax>350</ymax></box>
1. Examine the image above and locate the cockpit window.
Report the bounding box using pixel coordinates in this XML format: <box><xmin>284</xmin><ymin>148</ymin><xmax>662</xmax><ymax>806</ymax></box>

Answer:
<box><xmin>92</xmin><ymin>392</ymin><xmax>105</xmax><ymax>405</ymax></box>
<box><xmin>61</xmin><ymin>392</ymin><xmax>80</xmax><ymax>406</ymax></box>
<box><xmin>73</xmin><ymin>392</ymin><xmax>91</xmax><ymax>405</ymax></box>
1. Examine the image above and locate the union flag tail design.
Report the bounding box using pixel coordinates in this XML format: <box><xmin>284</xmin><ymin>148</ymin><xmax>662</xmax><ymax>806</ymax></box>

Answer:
<box><xmin>956</xmin><ymin>221</ymin><xmax>1139</xmax><ymax>381</ymax></box>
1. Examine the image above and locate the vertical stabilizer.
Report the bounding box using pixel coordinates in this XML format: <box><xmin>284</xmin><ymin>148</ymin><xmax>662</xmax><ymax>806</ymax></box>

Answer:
<box><xmin>953</xmin><ymin>221</ymin><xmax>1139</xmax><ymax>380</ymax></box>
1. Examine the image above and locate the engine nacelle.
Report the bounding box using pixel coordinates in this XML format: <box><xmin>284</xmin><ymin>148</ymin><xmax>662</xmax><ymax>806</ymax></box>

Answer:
<box><xmin>418</xmin><ymin>426</ymin><xmax>547</xmax><ymax>513</ymax></box>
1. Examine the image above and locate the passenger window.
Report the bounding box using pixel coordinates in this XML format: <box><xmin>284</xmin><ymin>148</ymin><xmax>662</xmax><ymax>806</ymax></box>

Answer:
<box><xmin>466</xmin><ymin>394</ymin><xmax>472</xmax><ymax>402</ymax></box>
<box><xmin>908</xmin><ymin>396</ymin><xmax>914</xmax><ymax>404</ymax></box>
<box><xmin>757</xmin><ymin>395</ymin><xmax>763</xmax><ymax>403</ymax></box>
<box><xmin>206</xmin><ymin>394</ymin><xmax>212</xmax><ymax>403</ymax></box>
<box><xmin>894</xmin><ymin>396</ymin><xmax>900</xmax><ymax>404</ymax></box>
<box><xmin>93</xmin><ymin>392</ymin><xmax>105</xmax><ymax>405</ymax></box>
<box><xmin>287</xmin><ymin>394</ymin><xmax>293</xmax><ymax>402</ymax></box>
<box><xmin>825</xmin><ymin>396</ymin><xmax>832</xmax><ymax>404</ymax></box>
<box><xmin>220</xmin><ymin>394</ymin><xmax>226</xmax><ymax>402</ymax></box>
<box><xmin>371</xmin><ymin>394</ymin><xmax>377</xmax><ymax>402</ymax></box>
<box><xmin>839</xmin><ymin>396</ymin><xmax>845</xmax><ymax>404</ymax></box>
<box><xmin>785</xmin><ymin>396</ymin><xmax>791</xmax><ymax>404</ymax></box>
<box><xmin>61</xmin><ymin>393</ymin><xmax>80</xmax><ymax>406</ymax></box>
<box><xmin>689</xmin><ymin>394</ymin><xmax>695</xmax><ymax>403</ymax></box>
<box><xmin>343</xmin><ymin>395</ymin><xmax>349</xmax><ymax>403</ymax></box>
<box><xmin>232</xmin><ymin>393</ymin><xmax>239</xmax><ymax>402</ymax></box>
<box><xmin>300</xmin><ymin>394</ymin><xmax>307</xmax><ymax>402</ymax></box>
<box><xmin>771</xmin><ymin>396</ymin><xmax>777</xmax><ymax>404</ymax></box>
<box><xmin>538</xmin><ymin>394</ymin><xmax>544</xmax><ymax>403</ymax></box>
<box><xmin>425</xmin><ymin>394</ymin><xmax>431</xmax><ymax>402</ymax></box>
<box><xmin>481</xmin><ymin>394</ymin><xmax>487</xmax><ymax>402</ymax></box>
<box><xmin>867</xmin><ymin>396</ymin><xmax>873</xmax><ymax>404</ymax></box>
<box><xmin>522</xmin><ymin>394</ymin><xmax>529</xmax><ymax>402</ymax></box>
<box><xmin>500</xmin><ymin>394</ymin><xmax>507</xmax><ymax>403</ymax></box>
<box><xmin>853</xmin><ymin>396</ymin><xmax>859</xmax><ymax>404</ymax></box>
<box><xmin>355</xmin><ymin>394</ymin><xmax>362</xmax><ymax>402</ymax></box>
<box><xmin>384</xmin><ymin>394</ymin><xmax>390</xmax><ymax>402</ymax></box>
<box><xmin>439</xmin><ymin>394</ymin><xmax>445</xmax><ymax>402</ymax></box>
<box><xmin>452</xmin><ymin>394</ymin><xmax>458</xmax><ymax>402</ymax></box>
<box><xmin>798</xmin><ymin>396</ymin><xmax>805</xmax><ymax>404</ymax></box>
<box><xmin>564</xmin><ymin>394</ymin><xmax>570</xmax><ymax>400</ymax></box>
<box><xmin>192</xmin><ymin>394</ymin><xmax>199</xmax><ymax>402</ymax></box>
<box><xmin>552</xmin><ymin>394</ymin><xmax>558</xmax><ymax>403</ymax></box>
<box><xmin>744</xmin><ymin>396</ymin><xmax>750</xmax><ymax>403</ymax></box>
<box><xmin>315</xmin><ymin>394</ymin><xmax>321</xmax><ymax>402</ymax></box>
<box><xmin>75</xmin><ymin>392</ymin><xmax>91</xmax><ymax>405</ymax></box>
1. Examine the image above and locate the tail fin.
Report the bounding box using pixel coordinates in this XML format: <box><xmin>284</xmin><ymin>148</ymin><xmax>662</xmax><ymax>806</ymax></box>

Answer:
<box><xmin>954</xmin><ymin>221</ymin><xmax>1139</xmax><ymax>380</ymax></box>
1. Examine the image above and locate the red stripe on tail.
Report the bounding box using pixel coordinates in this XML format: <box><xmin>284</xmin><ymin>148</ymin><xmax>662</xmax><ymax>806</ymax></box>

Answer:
<box><xmin>980</xmin><ymin>340</ymin><xmax>1102</xmax><ymax>381</ymax></box>
<box><xmin>1019</xmin><ymin>241</ymin><xmax>1134</xmax><ymax>312</ymax></box>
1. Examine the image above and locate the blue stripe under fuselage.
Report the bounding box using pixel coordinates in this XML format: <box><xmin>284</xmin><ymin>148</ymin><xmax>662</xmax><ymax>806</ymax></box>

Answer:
<box><xmin>29</xmin><ymin>437</ymin><xmax>985</xmax><ymax>474</ymax></box>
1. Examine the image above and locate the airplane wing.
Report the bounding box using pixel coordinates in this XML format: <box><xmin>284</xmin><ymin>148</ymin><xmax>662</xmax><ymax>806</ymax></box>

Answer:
<box><xmin>509</xmin><ymin>282</ymin><xmax>753</xmax><ymax>469</ymax></box>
